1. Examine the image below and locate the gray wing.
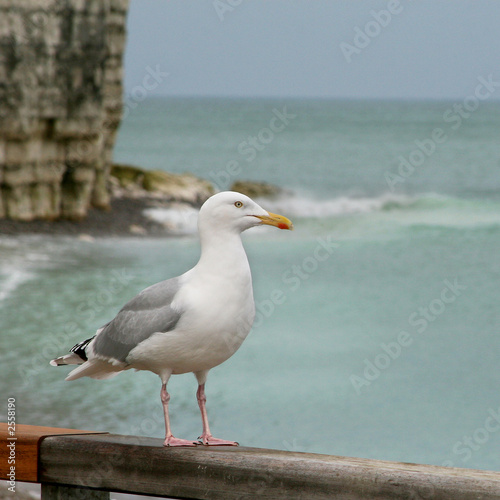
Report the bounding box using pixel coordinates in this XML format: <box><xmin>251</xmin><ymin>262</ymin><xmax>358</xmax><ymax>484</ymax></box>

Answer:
<box><xmin>92</xmin><ymin>277</ymin><xmax>183</xmax><ymax>363</ymax></box>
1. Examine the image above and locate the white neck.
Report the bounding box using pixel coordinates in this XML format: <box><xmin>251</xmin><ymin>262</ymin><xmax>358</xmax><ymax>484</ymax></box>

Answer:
<box><xmin>195</xmin><ymin>226</ymin><xmax>251</xmax><ymax>281</ymax></box>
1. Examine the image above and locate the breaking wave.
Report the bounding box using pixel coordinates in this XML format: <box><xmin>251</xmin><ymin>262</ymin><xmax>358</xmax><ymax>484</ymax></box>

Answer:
<box><xmin>257</xmin><ymin>192</ymin><xmax>420</xmax><ymax>218</ymax></box>
<box><xmin>142</xmin><ymin>191</ymin><xmax>500</xmax><ymax>234</ymax></box>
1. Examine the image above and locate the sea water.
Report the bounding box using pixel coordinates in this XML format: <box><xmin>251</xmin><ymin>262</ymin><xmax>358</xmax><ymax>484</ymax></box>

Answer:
<box><xmin>1</xmin><ymin>98</ymin><xmax>499</xmax><ymax>471</ymax></box>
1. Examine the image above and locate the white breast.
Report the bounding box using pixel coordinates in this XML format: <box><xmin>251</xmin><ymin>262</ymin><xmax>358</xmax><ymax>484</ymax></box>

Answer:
<box><xmin>126</xmin><ymin>267</ymin><xmax>255</xmax><ymax>375</ymax></box>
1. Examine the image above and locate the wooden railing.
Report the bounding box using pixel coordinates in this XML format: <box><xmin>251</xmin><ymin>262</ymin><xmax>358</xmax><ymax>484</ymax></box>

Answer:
<box><xmin>1</xmin><ymin>424</ymin><xmax>500</xmax><ymax>499</ymax></box>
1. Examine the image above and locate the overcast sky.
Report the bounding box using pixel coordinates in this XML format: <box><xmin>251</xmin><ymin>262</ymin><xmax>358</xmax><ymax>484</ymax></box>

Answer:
<box><xmin>123</xmin><ymin>1</ymin><xmax>500</xmax><ymax>100</ymax></box>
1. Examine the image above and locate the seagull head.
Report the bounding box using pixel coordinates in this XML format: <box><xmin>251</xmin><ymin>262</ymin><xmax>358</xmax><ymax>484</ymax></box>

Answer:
<box><xmin>198</xmin><ymin>191</ymin><xmax>293</xmax><ymax>235</ymax></box>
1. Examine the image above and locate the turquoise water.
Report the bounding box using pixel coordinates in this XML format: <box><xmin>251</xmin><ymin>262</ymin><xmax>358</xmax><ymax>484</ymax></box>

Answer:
<box><xmin>1</xmin><ymin>98</ymin><xmax>499</xmax><ymax>471</ymax></box>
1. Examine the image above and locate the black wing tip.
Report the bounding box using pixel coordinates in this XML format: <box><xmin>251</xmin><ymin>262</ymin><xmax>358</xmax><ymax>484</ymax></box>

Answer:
<box><xmin>70</xmin><ymin>336</ymin><xmax>95</xmax><ymax>362</ymax></box>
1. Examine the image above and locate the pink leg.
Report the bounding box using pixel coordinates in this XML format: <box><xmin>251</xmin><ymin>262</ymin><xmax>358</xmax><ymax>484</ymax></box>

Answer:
<box><xmin>196</xmin><ymin>383</ymin><xmax>238</xmax><ymax>446</ymax></box>
<box><xmin>161</xmin><ymin>383</ymin><xmax>196</xmax><ymax>447</ymax></box>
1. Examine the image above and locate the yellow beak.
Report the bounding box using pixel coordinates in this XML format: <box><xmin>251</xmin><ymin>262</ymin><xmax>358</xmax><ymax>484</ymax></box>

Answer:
<box><xmin>254</xmin><ymin>211</ymin><xmax>294</xmax><ymax>230</ymax></box>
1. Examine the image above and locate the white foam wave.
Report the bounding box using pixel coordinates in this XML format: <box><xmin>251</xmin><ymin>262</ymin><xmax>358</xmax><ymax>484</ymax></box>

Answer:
<box><xmin>0</xmin><ymin>236</ymin><xmax>79</xmax><ymax>305</ymax></box>
<box><xmin>257</xmin><ymin>192</ymin><xmax>416</xmax><ymax>218</ymax></box>
<box><xmin>0</xmin><ymin>266</ymin><xmax>34</xmax><ymax>303</ymax></box>
<box><xmin>144</xmin><ymin>204</ymin><xmax>199</xmax><ymax>234</ymax></box>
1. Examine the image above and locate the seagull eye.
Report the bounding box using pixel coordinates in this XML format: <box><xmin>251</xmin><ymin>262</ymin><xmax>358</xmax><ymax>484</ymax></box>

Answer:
<box><xmin>234</xmin><ymin>201</ymin><xmax>243</xmax><ymax>208</ymax></box>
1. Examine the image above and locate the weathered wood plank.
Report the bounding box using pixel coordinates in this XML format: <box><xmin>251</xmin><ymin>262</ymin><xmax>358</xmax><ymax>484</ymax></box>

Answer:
<box><xmin>39</xmin><ymin>433</ymin><xmax>500</xmax><ymax>500</ymax></box>
<box><xmin>0</xmin><ymin>423</ymin><xmax>107</xmax><ymax>482</ymax></box>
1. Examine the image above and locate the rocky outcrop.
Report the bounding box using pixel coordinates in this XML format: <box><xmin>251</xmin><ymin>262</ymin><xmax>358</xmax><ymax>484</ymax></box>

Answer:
<box><xmin>0</xmin><ymin>0</ymin><xmax>128</xmax><ymax>220</ymax></box>
<box><xmin>230</xmin><ymin>180</ymin><xmax>286</xmax><ymax>199</ymax></box>
<box><xmin>111</xmin><ymin>164</ymin><xmax>215</xmax><ymax>206</ymax></box>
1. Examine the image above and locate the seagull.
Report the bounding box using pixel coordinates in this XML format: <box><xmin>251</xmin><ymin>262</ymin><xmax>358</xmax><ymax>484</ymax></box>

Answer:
<box><xmin>50</xmin><ymin>191</ymin><xmax>293</xmax><ymax>446</ymax></box>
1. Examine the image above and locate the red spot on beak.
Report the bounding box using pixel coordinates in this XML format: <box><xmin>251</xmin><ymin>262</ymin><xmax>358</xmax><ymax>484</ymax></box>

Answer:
<box><xmin>278</xmin><ymin>222</ymin><xmax>289</xmax><ymax>230</ymax></box>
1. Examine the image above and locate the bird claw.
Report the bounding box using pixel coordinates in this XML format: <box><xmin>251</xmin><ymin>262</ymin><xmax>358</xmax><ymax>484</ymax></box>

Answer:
<box><xmin>197</xmin><ymin>434</ymin><xmax>239</xmax><ymax>446</ymax></box>
<box><xmin>163</xmin><ymin>436</ymin><xmax>197</xmax><ymax>447</ymax></box>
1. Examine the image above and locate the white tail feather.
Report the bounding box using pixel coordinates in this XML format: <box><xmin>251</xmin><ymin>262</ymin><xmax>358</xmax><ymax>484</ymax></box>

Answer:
<box><xmin>65</xmin><ymin>359</ymin><xmax>124</xmax><ymax>381</ymax></box>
